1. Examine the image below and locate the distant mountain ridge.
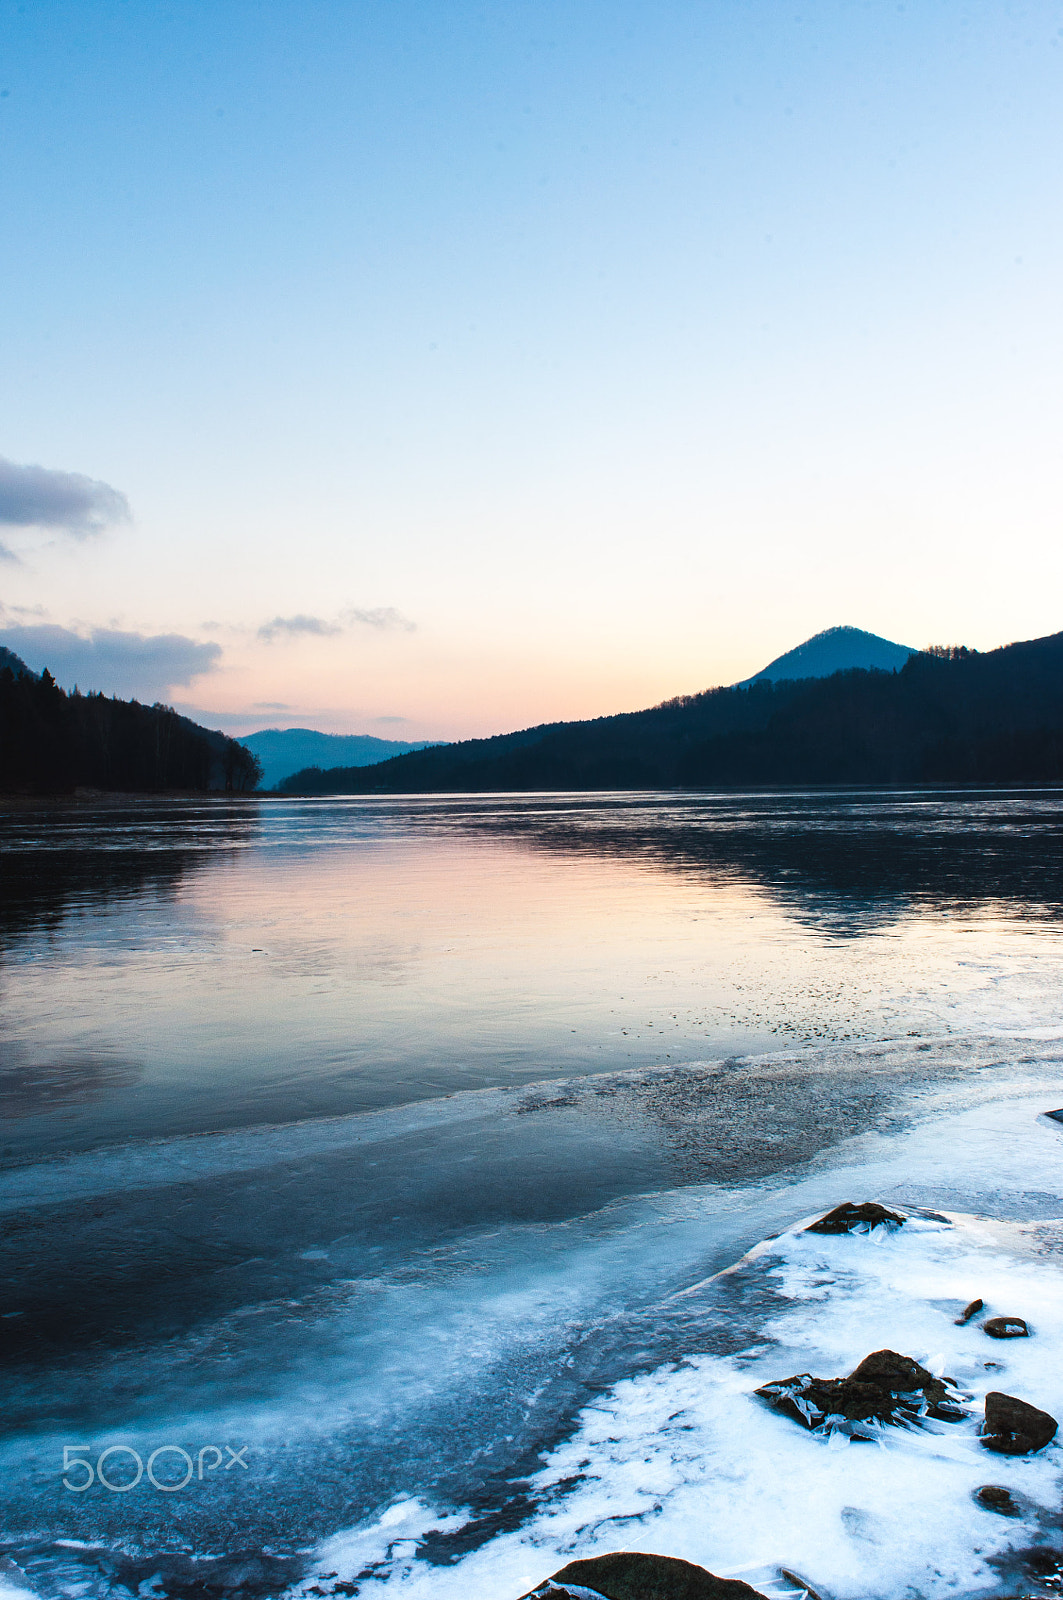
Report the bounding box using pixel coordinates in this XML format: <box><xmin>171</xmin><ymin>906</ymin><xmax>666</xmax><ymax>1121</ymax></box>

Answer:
<box><xmin>239</xmin><ymin>727</ymin><xmax>446</xmax><ymax>791</ymax></box>
<box><xmin>738</xmin><ymin>625</ymin><xmax>915</xmax><ymax>685</ymax></box>
<box><xmin>278</xmin><ymin>629</ymin><xmax>1063</xmax><ymax>794</ymax></box>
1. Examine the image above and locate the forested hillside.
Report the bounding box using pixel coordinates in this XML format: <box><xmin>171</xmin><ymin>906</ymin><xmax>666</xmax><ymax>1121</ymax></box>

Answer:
<box><xmin>0</xmin><ymin>661</ymin><xmax>261</xmax><ymax>794</ymax></box>
<box><xmin>279</xmin><ymin>632</ymin><xmax>1063</xmax><ymax>793</ymax></box>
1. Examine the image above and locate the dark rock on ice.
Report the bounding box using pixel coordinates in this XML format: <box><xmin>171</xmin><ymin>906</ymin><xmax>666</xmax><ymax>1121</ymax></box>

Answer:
<box><xmin>975</xmin><ymin>1484</ymin><xmax>1021</xmax><ymax>1516</ymax></box>
<box><xmin>778</xmin><ymin>1569</ymin><xmax>826</xmax><ymax>1600</ymax></box>
<box><xmin>805</xmin><ymin>1201</ymin><xmax>905</xmax><ymax>1234</ymax></box>
<box><xmin>756</xmin><ymin>1348</ymin><xmax>966</xmax><ymax>1434</ymax></box>
<box><xmin>956</xmin><ymin>1297</ymin><xmax>984</xmax><ymax>1325</ymax></box>
<box><xmin>984</xmin><ymin>1315</ymin><xmax>1030</xmax><ymax>1339</ymax></box>
<box><xmin>982</xmin><ymin>1391</ymin><xmax>1058</xmax><ymax>1455</ymax></box>
<box><xmin>755</xmin><ymin>1374</ymin><xmax>892</xmax><ymax>1430</ymax></box>
<box><xmin>520</xmin><ymin>1551</ymin><xmax>765</xmax><ymax>1600</ymax></box>
<box><xmin>849</xmin><ymin>1349</ymin><xmax>945</xmax><ymax>1392</ymax></box>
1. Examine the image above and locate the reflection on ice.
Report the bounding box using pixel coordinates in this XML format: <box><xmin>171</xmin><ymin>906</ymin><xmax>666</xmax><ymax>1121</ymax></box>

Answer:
<box><xmin>5</xmin><ymin>791</ymin><xmax>1063</xmax><ymax>1158</ymax></box>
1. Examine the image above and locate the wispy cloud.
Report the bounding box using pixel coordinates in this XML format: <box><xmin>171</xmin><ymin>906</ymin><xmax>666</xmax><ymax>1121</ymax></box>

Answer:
<box><xmin>252</xmin><ymin>700</ymin><xmax>293</xmax><ymax>711</ymax></box>
<box><xmin>257</xmin><ymin>614</ymin><xmax>342</xmax><ymax>642</ymax></box>
<box><xmin>0</xmin><ymin>455</ymin><xmax>131</xmax><ymax>541</ymax></box>
<box><xmin>0</xmin><ymin>624</ymin><xmax>220</xmax><ymax>700</ymax></box>
<box><xmin>341</xmin><ymin>606</ymin><xmax>415</xmax><ymax>632</ymax></box>
<box><xmin>0</xmin><ymin>602</ymin><xmax>48</xmax><ymax>620</ymax></box>
<box><xmin>258</xmin><ymin>607</ymin><xmax>415</xmax><ymax>642</ymax></box>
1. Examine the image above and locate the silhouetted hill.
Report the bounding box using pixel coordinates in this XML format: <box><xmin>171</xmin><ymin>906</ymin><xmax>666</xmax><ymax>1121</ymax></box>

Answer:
<box><xmin>0</xmin><ymin>645</ymin><xmax>34</xmax><ymax>679</ymax></box>
<box><xmin>278</xmin><ymin>631</ymin><xmax>1063</xmax><ymax>794</ymax></box>
<box><xmin>738</xmin><ymin>624</ymin><xmax>915</xmax><ymax>684</ymax></box>
<box><xmin>0</xmin><ymin>666</ymin><xmax>261</xmax><ymax>794</ymax></box>
<box><xmin>240</xmin><ymin>726</ymin><xmax>445</xmax><ymax>790</ymax></box>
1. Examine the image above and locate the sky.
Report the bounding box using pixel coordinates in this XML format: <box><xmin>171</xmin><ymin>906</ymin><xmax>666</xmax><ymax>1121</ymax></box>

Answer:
<box><xmin>1</xmin><ymin>0</ymin><xmax>1061</xmax><ymax>740</ymax></box>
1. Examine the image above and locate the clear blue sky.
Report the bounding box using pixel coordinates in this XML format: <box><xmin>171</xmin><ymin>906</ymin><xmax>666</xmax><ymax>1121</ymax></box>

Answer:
<box><xmin>1</xmin><ymin>1</ymin><xmax>1060</xmax><ymax>736</ymax></box>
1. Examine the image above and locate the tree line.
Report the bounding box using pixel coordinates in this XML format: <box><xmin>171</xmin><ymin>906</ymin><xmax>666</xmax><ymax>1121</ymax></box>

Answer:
<box><xmin>279</xmin><ymin>630</ymin><xmax>1063</xmax><ymax>794</ymax></box>
<box><xmin>0</xmin><ymin>662</ymin><xmax>262</xmax><ymax>794</ymax></box>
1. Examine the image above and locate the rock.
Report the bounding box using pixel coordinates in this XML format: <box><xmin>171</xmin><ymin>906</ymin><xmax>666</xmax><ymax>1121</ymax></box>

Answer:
<box><xmin>955</xmin><ymin>1297</ymin><xmax>983</xmax><ymax>1325</ymax></box>
<box><xmin>778</xmin><ymin>1570</ymin><xmax>826</xmax><ymax>1600</ymax></box>
<box><xmin>984</xmin><ymin>1315</ymin><xmax>1030</xmax><ymax>1339</ymax></box>
<box><xmin>975</xmin><ymin>1484</ymin><xmax>1021</xmax><ymax>1516</ymax></box>
<box><xmin>519</xmin><ymin>1586</ymin><xmax>596</xmax><ymax>1599</ymax></box>
<box><xmin>519</xmin><ymin>1552</ymin><xmax>766</xmax><ymax>1600</ymax></box>
<box><xmin>848</xmin><ymin>1350</ymin><xmax>942</xmax><ymax>1394</ymax></box>
<box><xmin>805</xmin><ymin>1201</ymin><xmax>905</xmax><ymax>1234</ymax></box>
<box><xmin>982</xmin><ymin>1391</ymin><xmax>1058</xmax><ymax>1455</ymax></box>
<box><xmin>756</xmin><ymin>1348</ymin><xmax>966</xmax><ymax>1434</ymax></box>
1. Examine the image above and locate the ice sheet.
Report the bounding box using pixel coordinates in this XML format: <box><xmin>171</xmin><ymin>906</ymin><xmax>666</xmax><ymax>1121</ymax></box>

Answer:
<box><xmin>4</xmin><ymin>1029</ymin><xmax>1062</xmax><ymax>1215</ymax></box>
<box><xmin>7</xmin><ymin>1078</ymin><xmax>1063</xmax><ymax>1600</ymax></box>
<box><xmin>297</xmin><ymin>1152</ymin><xmax>1063</xmax><ymax>1597</ymax></box>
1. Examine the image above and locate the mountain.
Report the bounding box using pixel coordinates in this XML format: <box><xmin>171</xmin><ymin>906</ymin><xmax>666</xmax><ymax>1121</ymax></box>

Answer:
<box><xmin>738</xmin><ymin>625</ymin><xmax>915</xmax><ymax>684</ymax></box>
<box><xmin>239</xmin><ymin>727</ymin><xmax>446</xmax><ymax>791</ymax></box>
<box><xmin>277</xmin><ymin>631</ymin><xmax>1063</xmax><ymax>794</ymax></box>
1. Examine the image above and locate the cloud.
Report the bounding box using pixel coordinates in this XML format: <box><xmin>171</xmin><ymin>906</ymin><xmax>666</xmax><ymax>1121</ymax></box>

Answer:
<box><xmin>0</xmin><ymin>602</ymin><xmax>48</xmax><ymax>619</ymax></box>
<box><xmin>0</xmin><ymin>625</ymin><xmax>221</xmax><ymax>700</ymax></box>
<box><xmin>341</xmin><ymin>606</ymin><xmax>415</xmax><ymax>632</ymax></box>
<box><xmin>0</xmin><ymin>455</ymin><xmax>131</xmax><ymax>537</ymax></box>
<box><xmin>257</xmin><ymin>614</ymin><xmax>342</xmax><ymax>642</ymax></box>
<box><xmin>258</xmin><ymin>607</ymin><xmax>415</xmax><ymax>642</ymax></box>
<box><xmin>374</xmin><ymin>714</ymin><xmax>410</xmax><ymax>724</ymax></box>
<box><xmin>252</xmin><ymin>700</ymin><xmax>293</xmax><ymax>711</ymax></box>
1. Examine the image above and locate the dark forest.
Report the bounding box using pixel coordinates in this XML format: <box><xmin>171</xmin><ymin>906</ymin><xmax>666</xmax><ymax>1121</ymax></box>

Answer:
<box><xmin>0</xmin><ymin>661</ymin><xmax>261</xmax><ymax>794</ymax></box>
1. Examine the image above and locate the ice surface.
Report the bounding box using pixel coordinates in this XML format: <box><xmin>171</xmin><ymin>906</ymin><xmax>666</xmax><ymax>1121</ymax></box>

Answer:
<box><xmin>285</xmin><ymin>1101</ymin><xmax>1063</xmax><ymax>1599</ymax></box>
<box><xmin>7</xmin><ymin>1067</ymin><xmax>1063</xmax><ymax>1600</ymax></box>
<box><xmin>4</xmin><ymin>1030</ymin><xmax>1063</xmax><ymax>1216</ymax></box>
<box><xmin>0</xmin><ymin>1580</ymin><xmax>36</xmax><ymax>1600</ymax></box>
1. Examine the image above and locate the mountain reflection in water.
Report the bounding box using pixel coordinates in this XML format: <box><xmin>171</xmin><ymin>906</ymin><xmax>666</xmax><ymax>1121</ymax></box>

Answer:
<box><xmin>1</xmin><ymin>788</ymin><xmax>1063</xmax><ymax>1163</ymax></box>
<box><xmin>445</xmin><ymin>788</ymin><xmax>1063</xmax><ymax>931</ymax></box>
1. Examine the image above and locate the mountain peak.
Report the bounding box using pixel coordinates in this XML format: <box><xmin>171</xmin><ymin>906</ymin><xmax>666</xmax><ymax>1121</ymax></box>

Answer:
<box><xmin>739</xmin><ymin>625</ymin><xmax>916</xmax><ymax>686</ymax></box>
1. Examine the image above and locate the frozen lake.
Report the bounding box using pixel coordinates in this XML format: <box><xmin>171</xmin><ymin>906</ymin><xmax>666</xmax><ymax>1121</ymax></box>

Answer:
<box><xmin>4</xmin><ymin>789</ymin><xmax>1063</xmax><ymax>1599</ymax></box>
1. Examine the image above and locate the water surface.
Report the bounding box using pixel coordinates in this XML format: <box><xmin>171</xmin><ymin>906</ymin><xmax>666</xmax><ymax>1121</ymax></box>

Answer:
<box><xmin>4</xmin><ymin>788</ymin><xmax>1063</xmax><ymax>1158</ymax></box>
